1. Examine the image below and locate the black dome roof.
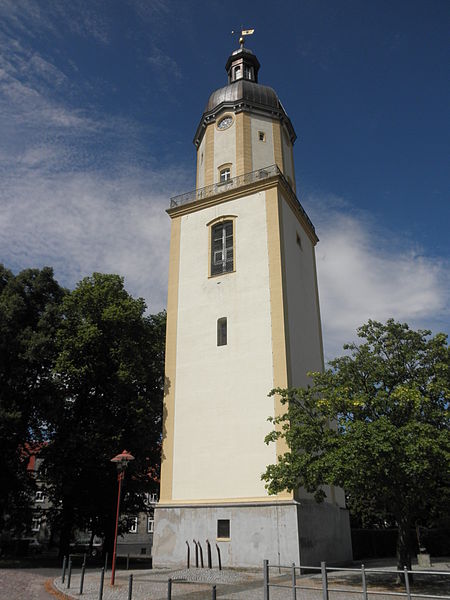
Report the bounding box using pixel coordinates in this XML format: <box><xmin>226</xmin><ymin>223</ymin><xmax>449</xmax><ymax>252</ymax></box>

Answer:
<box><xmin>205</xmin><ymin>80</ymin><xmax>280</xmax><ymax>113</ymax></box>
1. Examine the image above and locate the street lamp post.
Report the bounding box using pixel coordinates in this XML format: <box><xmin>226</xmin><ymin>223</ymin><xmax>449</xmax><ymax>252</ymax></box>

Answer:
<box><xmin>110</xmin><ymin>450</ymin><xmax>135</xmax><ymax>585</ymax></box>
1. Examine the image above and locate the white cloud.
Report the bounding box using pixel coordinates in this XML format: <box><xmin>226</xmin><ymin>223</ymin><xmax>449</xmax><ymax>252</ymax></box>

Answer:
<box><xmin>0</xmin><ymin>166</ymin><xmax>189</xmax><ymax>313</ymax></box>
<box><xmin>305</xmin><ymin>196</ymin><xmax>449</xmax><ymax>360</ymax></box>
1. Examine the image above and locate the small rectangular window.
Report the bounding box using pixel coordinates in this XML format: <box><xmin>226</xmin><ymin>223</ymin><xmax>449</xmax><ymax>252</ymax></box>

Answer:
<box><xmin>217</xmin><ymin>317</ymin><xmax>227</xmax><ymax>346</ymax></box>
<box><xmin>31</xmin><ymin>518</ymin><xmax>41</xmax><ymax>532</ymax></box>
<box><xmin>258</xmin><ymin>131</ymin><xmax>266</xmax><ymax>142</ymax></box>
<box><xmin>35</xmin><ymin>490</ymin><xmax>44</xmax><ymax>503</ymax></box>
<box><xmin>129</xmin><ymin>516</ymin><xmax>138</xmax><ymax>533</ymax></box>
<box><xmin>217</xmin><ymin>519</ymin><xmax>230</xmax><ymax>539</ymax></box>
<box><xmin>147</xmin><ymin>517</ymin><xmax>154</xmax><ymax>533</ymax></box>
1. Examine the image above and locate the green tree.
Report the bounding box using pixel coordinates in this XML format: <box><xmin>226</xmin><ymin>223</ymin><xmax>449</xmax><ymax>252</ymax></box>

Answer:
<box><xmin>262</xmin><ymin>319</ymin><xmax>449</xmax><ymax>572</ymax></box>
<box><xmin>41</xmin><ymin>273</ymin><xmax>165</xmax><ymax>556</ymax></box>
<box><xmin>0</xmin><ymin>265</ymin><xmax>65</xmax><ymax>531</ymax></box>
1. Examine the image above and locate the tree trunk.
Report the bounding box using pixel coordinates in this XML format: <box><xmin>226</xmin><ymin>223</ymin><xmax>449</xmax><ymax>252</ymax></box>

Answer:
<box><xmin>396</xmin><ymin>512</ymin><xmax>412</xmax><ymax>584</ymax></box>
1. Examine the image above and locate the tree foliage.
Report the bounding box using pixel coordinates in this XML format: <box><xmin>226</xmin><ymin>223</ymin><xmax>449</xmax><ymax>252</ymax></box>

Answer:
<box><xmin>0</xmin><ymin>266</ymin><xmax>164</xmax><ymax>554</ymax></box>
<box><xmin>41</xmin><ymin>273</ymin><xmax>165</xmax><ymax>555</ymax></box>
<box><xmin>0</xmin><ymin>265</ymin><xmax>65</xmax><ymax>530</ymax></box>
<box><xmin>262</xmin><ymin>319</ymin><xmax>449</xmax><ymax>570</ymax></box>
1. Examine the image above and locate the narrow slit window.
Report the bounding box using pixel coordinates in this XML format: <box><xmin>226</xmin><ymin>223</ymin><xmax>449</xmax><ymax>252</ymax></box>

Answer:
<box><xmin>217</xmin><ymin>519</ymin><xmax>230</xmax><ymax>539</ymax></box>
<box><xmin>258</xmin><ymin>131</ymin><xmax>266</xmax><ymax>142</ymax></box>
<box><xmin>217</xmin><ymin>317</ymin><xmax>227</xmax><ymax>346</ymax></box>
<box><xmin>211</xmin><ymin>221</ymin><xmax>233</xmax><ymax>275</ymax></box>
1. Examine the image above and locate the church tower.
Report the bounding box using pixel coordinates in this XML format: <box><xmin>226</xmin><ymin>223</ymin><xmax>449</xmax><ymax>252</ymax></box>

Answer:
<box><xmin>152</xmin><ymin>39</ymin><xmax>352</xmax><ymax>568</ymax></box>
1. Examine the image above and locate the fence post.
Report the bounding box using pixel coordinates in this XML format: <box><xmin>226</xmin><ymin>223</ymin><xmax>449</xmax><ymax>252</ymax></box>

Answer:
<box><xmin>263</xmin><ymin>559</ymin><xmax>270</xmax><ymax>600</ymax></box>
<box><xmin>128</xmin><ymin>573</ymin><xmax>133</xmax><ymax>600</ymax></box>
<box><xmin>168</xmin><ymin>578</ymin><xmax>172</xmax><ymax>600</ymax></box>
<box><xmin>67</xmin><ymin>557</ymin><xmax>72</xmax><ymax>589</ymax></box>
<box><xmin>320</xmin><ymin>562</ymin><xmax>329</xmax><ymax>600</ymax></box>
<box><xmin>291</xmin><ymin>563</ymin><xmax>297</xmax><ymax>600</ymax></box>
<box><xmin>98</xmin><ymin>567</ymin><xmax>105</xmax><ymax>600</ymax></box>
<box><xmin>104</xmin><ymin>551</ymin><xmax>108</xmax><ymax>574</ymax></box>
<box><xmin>404</xmin><ymin>567</ymin><xmax>411</xmax><ymax>600</ymax></box>
<box><xmin>186</xmin><ymin>541</ymin><xmax>190</xmax><ymax>569</ymax></box>
<box><xmin>61</xmin><ymin>556</ymin><xmax>67</xmax><ymax>583</ymax></box>
<box><xmin>361</xmin><ymin>564</ymin><xmax>367</xmax><ymax>600</ymax></box>
<box><xmin>212</xmin><ymin>584</ymin><xmax>217</xmax><ymax>600</ymax></box>
<box><xmin>79</xmin><ymin>564</ymin><xmax>86</xmax><ymax>595</ymax></box>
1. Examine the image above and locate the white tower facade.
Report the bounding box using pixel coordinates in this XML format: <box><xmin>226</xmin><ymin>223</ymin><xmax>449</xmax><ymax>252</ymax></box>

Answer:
<box><xmin>152</xmin><ymin>43</ymin><xmax>352</xmax><ymax>568</ymax></box>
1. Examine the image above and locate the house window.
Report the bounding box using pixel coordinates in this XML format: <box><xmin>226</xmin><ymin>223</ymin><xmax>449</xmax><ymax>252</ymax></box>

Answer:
<box><xmin>234</xmin><ymin>65</ymin><xmax>242</xmax><ymax>79</ymax></box>
<box><xmin>129</xmin><ymin>517</ymin><xmax>138</xmax><ymax>533</ymax></box>
<box><xmin>35</xmin><ymin>490</ymin><xmax>44</xmax><ymax>503</ymax></box>
<box><xmin>211</xmin><ymin>221</ymin><xmax>233</xmax><ymax>275</ymax></box>
<box><xmin>258</xmin><ymin>131</ymin><xmax>266</xmax><ymax>142</ymax></box>
<box><xmin>31</xmin><ymin>518</ymin><xmax>41</xmax><ymax>532</ymax></box>
<box><xmin>217</xmin><ymin>519</ymin><xmax>230</xmax><ymax>539</ymax></box>
<box><xmin>219</xmin><ymin>167</ymin><xmax>231</xmax><ymax>183</ymax></box>
<box><xmin>217</xmin><ymin>317</ymin><xmax>227</xmax><ymax>346</ymax></box>
<box><xmin>147</xmin><ymin>516</ymin><xmax>154</xmax><ymax>533</ymax></box>
<box><xmin>244</xmin><ymin>65</ymin><xmax>253</xmax><ymax>80</ymax></box>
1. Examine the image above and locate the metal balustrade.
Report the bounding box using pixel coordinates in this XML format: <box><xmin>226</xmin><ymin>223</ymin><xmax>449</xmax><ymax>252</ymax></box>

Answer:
<box><xmin>169</xmin><ymin>164</ymin><xmax>316</xmax><ymax>235</ymax></box>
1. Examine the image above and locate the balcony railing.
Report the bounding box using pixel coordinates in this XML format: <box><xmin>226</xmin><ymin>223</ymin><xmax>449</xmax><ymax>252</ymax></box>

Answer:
<box><xmin>169</xmin><ymin>164</ymin><xmax>315</xmax><ymax>234</ymax></box>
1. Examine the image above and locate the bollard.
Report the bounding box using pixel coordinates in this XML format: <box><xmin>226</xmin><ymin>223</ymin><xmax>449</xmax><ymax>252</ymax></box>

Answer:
<box><xmin>212</xmin><ymin>584</ymin><xmax>217</xmax><ymax>600</ymax></box>
<box><xmin>168</xmin><ymin>578</ymin><xmax>172</xmax><ymax>600</ymax></box>
<box><xmin>67</xmin><ymin>558</ymin><xmax>72</xmax><ymax>589</ymax></box>
<box><xmin>263</xmin><ymin>560</ymin><xmax>270</xmax><ymax>600</ymax></box>
<box><xmin>206</xmin><ymin>540</ymin><xmax>212</xmax><ymax>569</ymax></box>
<box><xmin>80</xmin><ymin>564</ymin><xmax>86</xmax><ymax>595</ymax></box>
<box><xmin>216</xmin><ymin>544</ymin><xmax>222</xmax><ymax>571</ymax></box>
<box><xmin>104</xmin><ymin>551</ymin><xmax>108</xmax><ymax>574</ymax></box>
<box><xmin>98</xmin><ymin>567</ymin><xmax>105</xmax><ymax>600</ymax></box>
<box><xmin>361</xmin><ymin>564</ymin><xmax>368</xmax><ymax>600</ymax></box>
<box><xmin>404</xmin><ymin>567</ymin><xmax>411</xmax><ymax>600</ymax></box>
<box><xmin>321</xmin><ymin>562</ymin><xmax>329</xmax><ymax>600</ymax></box>
<box><xmin>61</xmin><ymin>555</ymin><xmax>67</xmax><ymax>583</ymax></box>
<box><xmin>127</xmin><ymin>553</ymin><xmax>130</xmax><ymax>570</ymax></box>
<box><xmin>291</xmin><ymin>563</ymin><xmax>296</xmax><ymax>600</ymax></box>
<box><xmin>186</xmin><ymin>541</ymin><xmax>190</xmax><ymax>569</ymax></box>
<box><xmin>128</xmin><ymin>573</ymin><xmax>133</xmax><ymax>600</ymax></box>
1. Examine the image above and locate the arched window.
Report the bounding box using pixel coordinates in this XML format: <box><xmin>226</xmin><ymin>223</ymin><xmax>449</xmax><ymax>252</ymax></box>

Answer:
<box><xmin>211</xmin><ymin>220</ymin><xmax>233</xmax><ymax>275</ymax></box>
<box><xmin>219</xmin><ymin>167</ymin><xmax>231</xmax><ymax>183</ymax></box>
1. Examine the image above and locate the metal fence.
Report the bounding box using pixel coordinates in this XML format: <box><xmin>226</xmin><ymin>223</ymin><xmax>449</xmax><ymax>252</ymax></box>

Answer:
<box><xmin>263</xmin><ymin>560</ymin><xmax>450</xmax><ymax>600</ymax></box>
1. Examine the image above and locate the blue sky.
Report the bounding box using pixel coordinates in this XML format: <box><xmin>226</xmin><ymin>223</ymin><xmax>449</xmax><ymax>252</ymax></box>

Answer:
<box><xmin>0</xmin><ymin>0</ymin><xmax>448</xmax><ymax>358</ymax></box>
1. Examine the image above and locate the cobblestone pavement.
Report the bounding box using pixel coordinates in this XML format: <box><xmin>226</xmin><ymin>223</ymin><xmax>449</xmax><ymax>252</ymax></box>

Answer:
<box><xmin>0</xmin><ymin>567</ymin><xmax>60</xmax><ymax>600</ymax></box>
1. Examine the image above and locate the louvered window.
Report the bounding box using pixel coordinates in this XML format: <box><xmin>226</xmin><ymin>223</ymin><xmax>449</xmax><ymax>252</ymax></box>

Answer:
<box><xmin>211</xmin><ymin>221</ymin><xmax>233</xmax><ymax>275</ymax></box>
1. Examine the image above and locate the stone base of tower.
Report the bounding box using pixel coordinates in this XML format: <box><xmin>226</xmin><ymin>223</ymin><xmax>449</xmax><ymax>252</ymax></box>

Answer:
<box><xmin>152</xmin><ymin>500</ymin><xmax>352</xmax><ymax>568</ymax></box>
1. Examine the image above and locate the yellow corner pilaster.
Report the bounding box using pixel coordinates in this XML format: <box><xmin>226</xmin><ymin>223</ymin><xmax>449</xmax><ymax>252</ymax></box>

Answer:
<box><xmin>159</xmin><ymin>216</ymin><xmax>181</xmax><ymax>501</ymax></box>
<box><xmin>265</xmin><ymin>186</ymin><xmax>292</xmax><ymax>501</ymax></box>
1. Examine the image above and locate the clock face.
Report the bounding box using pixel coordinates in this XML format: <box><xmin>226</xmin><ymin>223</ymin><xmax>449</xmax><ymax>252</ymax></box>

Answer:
<box><xmin>217</xmin><ymin>115</ymin><xmax>233</xmax><ymax>130</ymax></box>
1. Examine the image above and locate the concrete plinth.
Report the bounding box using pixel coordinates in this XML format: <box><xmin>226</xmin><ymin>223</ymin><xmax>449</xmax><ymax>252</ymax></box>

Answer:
<box><xmin>152</xmin><ymin>500</ymin><xmax>352</xmax><ymax>568</ymax></box>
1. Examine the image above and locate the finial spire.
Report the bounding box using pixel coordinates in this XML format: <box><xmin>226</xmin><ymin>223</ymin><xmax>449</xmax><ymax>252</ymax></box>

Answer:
<box><xmin>231</xmin><ymin>27</ymin><xmax>255</xmax><ymax>49</ymax></box>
